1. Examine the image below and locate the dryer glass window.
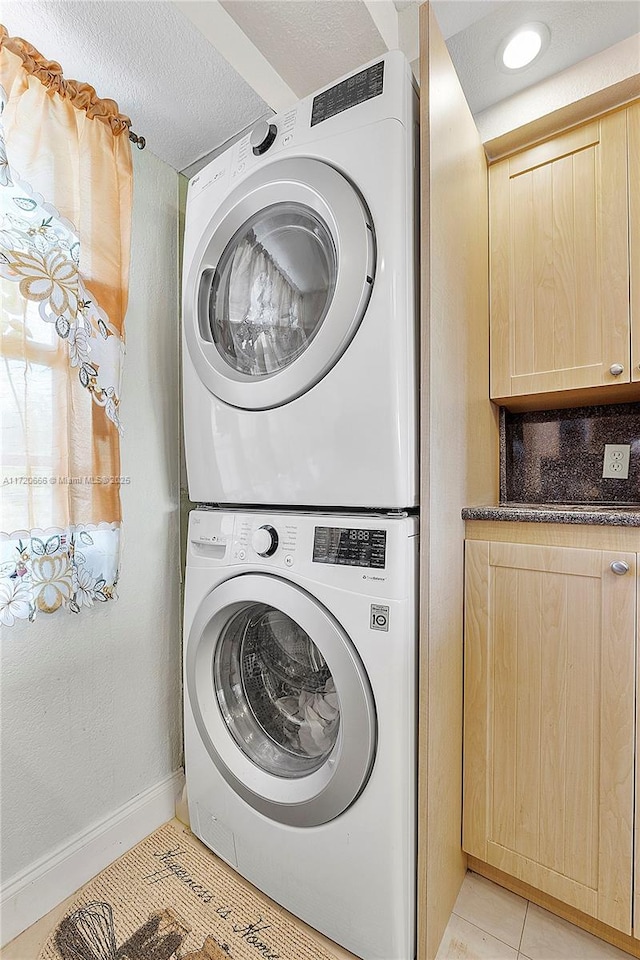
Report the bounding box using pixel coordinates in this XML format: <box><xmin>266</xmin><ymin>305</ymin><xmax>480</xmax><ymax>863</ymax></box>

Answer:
<box><xmin>214</xmin><ymin>602</ymin><xmax>341</xmax><ymax>778</ymax></box>
<box><xmin>201</xmin><ymin>203</ymin><xmax>337</xmax><ymax>377</ymax></box>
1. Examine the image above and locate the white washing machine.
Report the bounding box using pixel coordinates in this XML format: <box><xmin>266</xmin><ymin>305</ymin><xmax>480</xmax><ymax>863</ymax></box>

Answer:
<box><xmin>184</xmin><ymin>507</ymin><xmax>417</xmax><ymax>960</ymax></box>
<box><xmin>182</xmin><ymin>52</ymin><xmax>418</xmax><ymax>509</ymax></box>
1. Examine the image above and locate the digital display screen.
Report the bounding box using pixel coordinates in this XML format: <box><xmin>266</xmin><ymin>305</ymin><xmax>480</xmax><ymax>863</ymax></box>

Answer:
<box><xmin>312</xmin><ymin>526</ymin><xmax>386</xmax><ymax>568</ymax></box>
<box><xmin>310</xmin><ymin>61</ymin><xmax>384</xmax><ymax>127</ymax></box>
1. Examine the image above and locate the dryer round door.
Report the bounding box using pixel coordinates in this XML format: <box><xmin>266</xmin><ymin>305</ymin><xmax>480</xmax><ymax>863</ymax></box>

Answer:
<box><xmin>185</xmin><ymin>573</ymin><xmax>377</xmax><ymax>827</ymax></box>
<box><xmin>184</xmin><ymin>158</ymin><xmax>375</xmax><ymax>410</ymax></box>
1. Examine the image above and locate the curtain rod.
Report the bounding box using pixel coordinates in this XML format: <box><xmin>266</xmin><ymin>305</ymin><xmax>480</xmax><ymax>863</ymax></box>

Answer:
<box><xmin>0</xmin><ymin>25</ymin><xmax>146</xmax><ymax>150</ymax></box>
<box><xmin>128</xmin><ymin>130</ymin><xmax>146</xmax><ymax>150</ymax></box>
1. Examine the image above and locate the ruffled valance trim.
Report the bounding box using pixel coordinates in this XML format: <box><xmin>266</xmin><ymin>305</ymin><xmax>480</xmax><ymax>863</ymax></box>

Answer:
<box><xmin>0</xmin><ymin>24</ymin><xmax>132</xmax><ymax>137</ymax></box>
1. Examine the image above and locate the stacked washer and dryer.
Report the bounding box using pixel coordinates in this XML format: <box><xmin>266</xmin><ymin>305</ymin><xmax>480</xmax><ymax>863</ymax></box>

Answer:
<box><xmin>182</xmin><ymin>52</ymin><xmax>419</xmax><ymax>960</ymax></box>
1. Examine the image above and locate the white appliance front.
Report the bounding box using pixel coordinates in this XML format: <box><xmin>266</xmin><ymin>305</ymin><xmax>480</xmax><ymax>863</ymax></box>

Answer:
<box><xmin>182</xmin><ymin>52</ymin><xmax>418</xmax><ymax>509</ymax></box>
<box><xmin>184</xmin><ymin>508</ymin><xmax>417</xmax><ymax>960</ymax></box>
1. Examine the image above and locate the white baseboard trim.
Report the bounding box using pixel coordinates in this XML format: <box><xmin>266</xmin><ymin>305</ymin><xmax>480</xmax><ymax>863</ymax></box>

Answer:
<box><xmin>1</xmin><ymin>768</ymin><xmax>185</xmax><ymax>948</ymax></box>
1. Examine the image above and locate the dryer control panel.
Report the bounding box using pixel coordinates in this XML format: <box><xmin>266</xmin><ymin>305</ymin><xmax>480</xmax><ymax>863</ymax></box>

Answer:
<box><xmin>311</xmin><ymin>61</ymin><xmax>384</xmax><ymax>127</ymax></box>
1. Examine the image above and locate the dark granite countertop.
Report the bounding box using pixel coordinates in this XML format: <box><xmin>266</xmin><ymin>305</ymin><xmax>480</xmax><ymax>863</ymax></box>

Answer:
<box><xmin>462</xmin><ymin>503</ymin><xmax>640</xmax><ymax>526</ymax></box>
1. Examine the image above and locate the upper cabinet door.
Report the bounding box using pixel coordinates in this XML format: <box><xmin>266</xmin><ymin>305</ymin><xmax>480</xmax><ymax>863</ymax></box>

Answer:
<box><xmin>490</xmin><ymin>111</ymin><xmax>630</xmax><ymax>400</ymax></box>
<box><xmin>629</xmin><ymin>102</ymin><xmax>640</xmax><ymax>383</ymax></box>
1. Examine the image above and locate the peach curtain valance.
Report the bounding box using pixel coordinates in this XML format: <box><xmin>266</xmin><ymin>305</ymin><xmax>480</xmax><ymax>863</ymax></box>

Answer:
<box><xmin>0</xmin><ymin>30</ymin><xmax>132</xmax><ymax>625</ymax></box>
<box><xmin>0</xmin><ymin>25</ymin><xmax>132</xmax><ymax>137</ymax></box>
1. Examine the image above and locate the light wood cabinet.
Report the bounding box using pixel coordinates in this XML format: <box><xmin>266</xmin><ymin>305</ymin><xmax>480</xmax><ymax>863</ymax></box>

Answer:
<box><xmin>489</xmin><ymin>103</ymin><xmax>640</xmax><ymax>403</ymax></box>
<box><xmin>630</xmin><ymin>103</ymin><xmax>640</xmax><ymax>384</ymax></box>
<box><xmin>635</xmin><ymin>555</ymin><xmax>640</xmax><ymax>941</ymax></box>
<box><xmin>463</xmin><ymin>537</ymin><xmax>637</xmax><ymax>934</ymax></box>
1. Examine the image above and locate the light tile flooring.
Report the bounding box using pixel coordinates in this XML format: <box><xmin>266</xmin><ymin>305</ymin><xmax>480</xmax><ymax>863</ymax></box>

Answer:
<box><xmin>3</xmin><ymin>856</ymin><xmax>637</xmax><ymax>960</ymax></box>
<box><xmin>438</xmin><ymin>872</ymin><xmax>636</xmax><ymax>960</ymax></box>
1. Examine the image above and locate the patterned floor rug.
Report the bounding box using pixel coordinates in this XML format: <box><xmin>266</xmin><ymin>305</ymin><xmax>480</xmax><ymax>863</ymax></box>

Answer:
<box><xmin>37</xmin><ymin>821</ymin><xmax>340</xmax><ymax>960</ymax></box>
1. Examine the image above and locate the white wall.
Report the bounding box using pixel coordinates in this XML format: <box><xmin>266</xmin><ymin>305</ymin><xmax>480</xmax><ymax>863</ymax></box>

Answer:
<box><xmin>0</xmin><ymin>148</ymin><xmax>182</xmax><ymax>886</ymax></box>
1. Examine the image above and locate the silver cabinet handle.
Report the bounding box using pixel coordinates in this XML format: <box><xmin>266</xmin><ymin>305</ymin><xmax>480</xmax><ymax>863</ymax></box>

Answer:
<box><xmin>610</xmin><ymin>560</ymin><xmax>630</xmax><ymax>576</ymax></box>
<box><xmin>609</xmin><ymin>363</ymin><xmax>624</xmax><ymax>376</ymax></box>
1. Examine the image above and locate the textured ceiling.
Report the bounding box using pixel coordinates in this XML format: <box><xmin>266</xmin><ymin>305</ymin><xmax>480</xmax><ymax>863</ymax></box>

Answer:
<box><xmin>219</xmin><ymin>0</ymin><xmax>387</xmax><ymax>98</ymax></box>
<box><xmin>417</xmin><ymin>0</ymin><xmax>505</xmax><ymax>39</ymax></box>
<box><xmin>1</xmin><ymin>0</ymin><xmax>638</xmax><ymax>171</ymax></box>
<box><xmin>445</xmin><ymin>0</ymin><xmax>640</xmax><ymax>114</ymax></box>
<box><xmin>0</xmin><ymin>0</ymin><xmax>268</xmax><ymax>171</ymax></box>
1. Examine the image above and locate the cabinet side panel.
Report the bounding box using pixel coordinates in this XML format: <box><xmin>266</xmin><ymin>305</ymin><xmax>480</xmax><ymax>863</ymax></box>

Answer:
<box><xmin>418</xmin><ymin>4</ymin><xmax>499</xmax><ymax>956</ymax></box>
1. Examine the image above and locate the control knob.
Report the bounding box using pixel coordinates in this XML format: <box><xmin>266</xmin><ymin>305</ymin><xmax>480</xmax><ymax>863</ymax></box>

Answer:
<box><xmin>252</xmin><ymin>524</ymin><xmax>279</xmax><ymax>557</ymax></box>
<box><xmin>250</xmin><ymin>121</ymin><xmax>277</xmax><ymax>156</ymax></box>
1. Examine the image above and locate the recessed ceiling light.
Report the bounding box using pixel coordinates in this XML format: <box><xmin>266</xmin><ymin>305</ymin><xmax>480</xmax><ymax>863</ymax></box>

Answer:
<box><xmin>497</xmin><ymin>23</ymin><xmax>550</xmax><ymax>72</ymax></box>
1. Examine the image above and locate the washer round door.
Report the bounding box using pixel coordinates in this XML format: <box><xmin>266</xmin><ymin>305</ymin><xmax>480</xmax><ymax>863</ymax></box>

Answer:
<box><xmin>185</xmin><ymin>574</ymin><xmax>377</xmax><ymax>827</ymax></box>
<box><xmin>183</xmin><ymin>158</ymin><xmax>375</xmax><ymax>410</ymax></box>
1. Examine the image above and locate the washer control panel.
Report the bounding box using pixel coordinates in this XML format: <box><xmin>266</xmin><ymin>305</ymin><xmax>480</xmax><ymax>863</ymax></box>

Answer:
<box><xmin>189</xmin><ymin>510</ymin><xmax>416</xmax><ymax>602</ymax></box>
<box><xmin>312</xmin><ymin>526</ymin><xmax>386</xmax><ymax>568</ymax></box>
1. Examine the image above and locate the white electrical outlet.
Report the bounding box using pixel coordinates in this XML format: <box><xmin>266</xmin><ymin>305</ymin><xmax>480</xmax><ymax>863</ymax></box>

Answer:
<box><xmin>602</xmin><ymin>444</ymin><xmax>631</xmax><ymax>479</ymax></box>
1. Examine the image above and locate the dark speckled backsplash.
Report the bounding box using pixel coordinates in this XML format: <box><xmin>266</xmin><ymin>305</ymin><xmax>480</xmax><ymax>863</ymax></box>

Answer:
<box><xmin>502</xmin><ymin>403</ymin><xmax>640</xmax><ymax>505</ymax></box>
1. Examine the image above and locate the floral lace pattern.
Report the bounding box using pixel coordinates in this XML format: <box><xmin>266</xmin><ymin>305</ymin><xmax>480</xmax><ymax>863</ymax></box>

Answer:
<box><xmin>0</xmin><ymin>80</ymin><xmax>126</xmax><ymax>626</ymax></box>
<box><xmin>0</xmin><ymin>178</ymin><xmax>125</xmax><ymax>433</ymax></box>
<box><xmin>0</xmin><ymin>111</ymin><xmax>124</xmax><ymax>433</ymax></box>
<box><xmin>0</xmin><ymin>525</ymin><xmax>120</xmax><ymax>624</ymax></box>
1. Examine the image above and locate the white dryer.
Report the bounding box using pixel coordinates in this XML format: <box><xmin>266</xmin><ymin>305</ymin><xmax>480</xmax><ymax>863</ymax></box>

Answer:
<box><xmin>184</xmin><ymin>508</ymin><xmax>417</xmax><ymax>960</ymax></box>
<box><xmin>182</xmin><ymin>52</ymin><xmax>418</xmax><ymax>509</ymax></box>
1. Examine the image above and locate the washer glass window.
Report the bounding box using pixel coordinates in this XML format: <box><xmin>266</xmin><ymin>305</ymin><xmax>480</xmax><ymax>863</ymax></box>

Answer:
<box><xmin>201</xmin><ymin>203</ymin><xmax>337</xmax><ymax>377</ymax></box>
<box><xmin>214</xmin><ymin>602</ymin><xmax>341</xmax><ymax>778</ymax></box>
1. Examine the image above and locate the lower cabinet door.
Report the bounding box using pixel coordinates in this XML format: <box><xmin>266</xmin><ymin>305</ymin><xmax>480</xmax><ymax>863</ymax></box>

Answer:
<box><xmin>463</xmin><ymin>539</ymin><xmax>636</xmax><ymax>933</ymax></box>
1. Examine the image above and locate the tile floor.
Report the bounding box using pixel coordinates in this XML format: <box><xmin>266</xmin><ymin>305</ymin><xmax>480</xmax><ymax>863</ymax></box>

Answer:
<box><xmin>3</xmin><ymin>857</ymin><xmax>637</xmax><ymax>960</ymax></box>
<box><xmin>437</xmin><ymin>872</ymin><xmax>636</xmax><ymax>960</ymax></box>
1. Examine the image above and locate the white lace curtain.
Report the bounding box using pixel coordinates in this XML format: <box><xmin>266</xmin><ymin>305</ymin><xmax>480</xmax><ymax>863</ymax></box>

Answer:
<box><xmin>0</xmin><ymin>27</ymin><xmax>132</xmax><ymax>626</ymax></box>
